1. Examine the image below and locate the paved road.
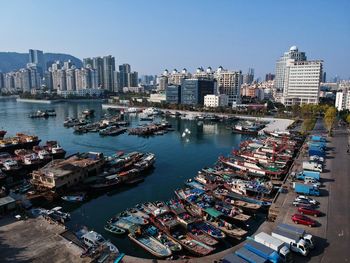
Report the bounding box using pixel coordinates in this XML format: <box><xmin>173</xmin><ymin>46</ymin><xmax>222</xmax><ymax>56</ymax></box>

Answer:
<box><xmin>320</xmin><ymin>127</ymin><xmax>350</xmax><ymax>262</ymax></box>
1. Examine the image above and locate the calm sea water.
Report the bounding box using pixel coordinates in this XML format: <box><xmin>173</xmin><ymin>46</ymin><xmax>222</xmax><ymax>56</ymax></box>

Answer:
<box><xmin>0</xmin><ymin>98</ymin><xmax>263</xmax><ymax>258</ymax></box>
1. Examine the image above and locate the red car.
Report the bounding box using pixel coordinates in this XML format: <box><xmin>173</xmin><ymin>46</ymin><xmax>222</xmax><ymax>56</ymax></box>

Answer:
<box><xmin>298</xmin><ymin>206</ymin><xmax>322</xmax><ymax>217</ymax></box>
<box><xmin>291</xmin><ymin>213</ymin><xmax>317</xmax><ymax>227</ymax></box>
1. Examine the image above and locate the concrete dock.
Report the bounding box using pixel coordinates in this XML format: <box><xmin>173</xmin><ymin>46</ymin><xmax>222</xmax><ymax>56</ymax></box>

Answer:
<box><xmin>0</xmin><ymin>216</ymin><xmax>90</xmax><ymax>263</ymax></box>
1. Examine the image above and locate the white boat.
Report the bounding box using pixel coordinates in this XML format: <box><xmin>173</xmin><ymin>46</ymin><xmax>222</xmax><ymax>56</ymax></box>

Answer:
<box><xmin>81</xmin><ymin>230</ymin><xmax>118</xmax><ymax>253</ymax></box>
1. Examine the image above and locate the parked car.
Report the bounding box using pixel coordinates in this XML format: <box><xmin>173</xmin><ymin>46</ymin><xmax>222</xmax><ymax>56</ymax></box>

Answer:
<box><xmin>295</xmin><ymin>195</ymin><xmax>317</xmax><ymax>205</ymax></box>
<box><xmin>292</xmin><ymin>214</ymin><xmax>317</xmax><ymax>227</ymax></box>
<box><xmin>293</xmin><ymin>200</ymin><xmax>317</xmax><ymax>208</ymax></box>
<box><xmin>298</xmin><ymin>206</ymin><xmax>322</xmax><ymax>217</ymax></box>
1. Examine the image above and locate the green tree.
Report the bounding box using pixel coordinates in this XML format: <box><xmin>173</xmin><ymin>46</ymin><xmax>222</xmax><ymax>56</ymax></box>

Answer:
<box><xmin>324</xmin><ymin>107</ymin><xmax>337</xmax><ymax>136</ymax></box>
<box><xmin>346</xmin><ymin>114</ymin><xmax>350</xmax><ymax>124</ymax></box>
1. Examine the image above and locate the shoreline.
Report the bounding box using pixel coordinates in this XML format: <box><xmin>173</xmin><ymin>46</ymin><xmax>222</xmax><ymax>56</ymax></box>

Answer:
<box><xmin>16</xmin><ymin>98</ymin><xmax>106</xmax><ymax>104</ymax></box>
<box><xmin>102</xmin><ymin>104</ymin><xmax>294</xmax><ymax>132</ymax></box>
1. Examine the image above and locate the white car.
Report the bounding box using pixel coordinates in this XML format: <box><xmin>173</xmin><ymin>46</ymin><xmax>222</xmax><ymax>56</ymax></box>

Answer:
<box><xmin>309</xmin><ymin>155</ymin><xmax>324</xmax><ymax>163</ymax></box>
<box><xmin>295</xmin><ymin>195</ymin><xmax>317</xmax><ymax>205</ymax></box>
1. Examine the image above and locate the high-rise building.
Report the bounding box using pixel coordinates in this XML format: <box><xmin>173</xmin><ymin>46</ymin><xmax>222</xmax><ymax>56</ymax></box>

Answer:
<box><xmin>29</xmin><ymin>49</ymin><xmax>45</xmax><ymax>76</ymax></box>
<box><xmin>181</xmin><ymin>79</ymin><xmax>215</xmax><ymax>105</ymax></box>
<box><xmin>66</xmin><ymin>68</ymin><xmax>76</xmax><ymax>91</ymax></box>
<box><xmin>192</xmin><ymin>67</ymin><xmax>214</xmax><ymax>80</ymax></box>
<box><xmin>0</xmin><ymin>72</ymin><xmax>4</xmax><ymax>90</ymax></box>
<box><xmin>43</xmin><ymin>71</ymin><xmax>53</xmax><ymax>90</ymax></box>
<box><xmin>242</xmin><ymin>68</ymin><xmax>254</xmax><ymax>84</ymax></box>
<box><xmin>275</xmin><ymin>46</ymin><xmax>307</xmax><ymax>93</ymax></box>
<box><xmin>102</xmin><ymin>55</ymin><xmax>115</xmax><ymax>91</ymax></box>
<box><xmin>265</xmin><ymin>73</ymin><xmax>275</xmax><ymax>81</ymax></box>
<box><xmin>52</xmin><ymin>69</ymin><xmax>67</xmax><ymax>91</ymax></box>
<box><xmin>215</xmin><ymin>67</ymin><xmax>242</xmax><ymax>105</ymax></box>
<box><xmin>282</xmin><ymin>60</ymin><xmax>323</xmax><ymax>105</ymax></box>
<box><xmin>118</xmin><ymin>64</ymin><xmax>131</xmax><ymax>90</ymax></box>
<box><xmin>4</xmin><ymin>73</ymin><xmax>15</xmax><ymax>90</ymax></box>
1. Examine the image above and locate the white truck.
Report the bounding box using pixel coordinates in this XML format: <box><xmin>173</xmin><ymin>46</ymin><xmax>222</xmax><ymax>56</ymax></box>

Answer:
<box><xmin>272</xmin><ymin>229</ymin><xmax>310</xmax><ymax>256</ymax></box>
<box><xmin>302</xmin><ymin>161</ymin><xmax>322</xmax><ymax>172</ymax></box>
<box><xmin>254</xmin><ymin>232</ymin><xmax>293</xmax><ymax>262</ymax></box>
<box><xmin>276</xmin><ymin>223</ymin><xmax>315</xmax><ymax>249</ymax></box>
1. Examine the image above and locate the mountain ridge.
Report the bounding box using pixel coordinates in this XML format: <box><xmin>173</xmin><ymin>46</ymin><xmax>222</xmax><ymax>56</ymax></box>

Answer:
<box><xmin>0</xmin><ymin>52</ymin><xmax>83</xmax><ymax>73</ymax></box>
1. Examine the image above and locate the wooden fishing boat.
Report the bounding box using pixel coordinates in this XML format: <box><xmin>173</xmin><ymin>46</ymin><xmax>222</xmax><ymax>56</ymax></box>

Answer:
<box><xmin>128</xmin><ymin>227</ymin><xmax>172</xmax><ymax>258</ymax></box>
<box><xmin>143</xmin><ymin>225</ymin><xmax>182</xmax><ymax>252</ymax></box>
<box><xmin>187</xmin><ymin>223</ymin><xmax>219</xmax><ymax>246</ymax></box>
<box><xmin>118</xmin><ymin>211</ymin><xmax>149</xmax><ymax>225</ymax></box>
<box><xmin>126</xmin><ymin>207</ymin><xmax>150</xmax><ymax>219</ymax></box>
<box><xmin>104</xmin><ymin>224</ymin><xmax>126</xmax><ymax>235</ymax></box>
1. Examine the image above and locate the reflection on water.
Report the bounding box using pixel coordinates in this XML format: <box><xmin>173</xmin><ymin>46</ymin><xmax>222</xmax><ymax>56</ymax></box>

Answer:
<box><xmin>0</xmin><ymin>98</ymin><xmax>256</xmax><ymax>258</ymax></box>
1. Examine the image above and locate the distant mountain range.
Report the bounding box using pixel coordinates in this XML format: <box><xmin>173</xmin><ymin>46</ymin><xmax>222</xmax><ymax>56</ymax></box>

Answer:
<box><xmin>0</xmin><ymin>52</ymin><xmax>83</xmax><ymax>73</ymax></box>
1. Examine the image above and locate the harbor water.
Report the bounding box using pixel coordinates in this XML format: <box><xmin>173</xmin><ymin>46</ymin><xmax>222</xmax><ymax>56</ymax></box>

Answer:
<box><xmin>0</xmin><ymin>98</ymin><xmax>265</xmax><ymax>258</ymax></box>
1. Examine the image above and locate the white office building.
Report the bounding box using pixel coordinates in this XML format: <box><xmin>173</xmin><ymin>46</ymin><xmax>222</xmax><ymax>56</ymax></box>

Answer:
<box><xmin>335</xmin><ymin>81</ymin><xmax>350</xmax><ymax>111</ymax></box>
<box><xmin>275</xmin><ymin>46</ymin><xmax>307</xmax><ymax>93</ymax></box>
<box><xmin>214</xmin><ymin>67</ymin><xmax>242</xmax><ymax>105</ymax></box>
<box><xmin>282</xmin><ymin>60</ymin><xmax>323</xmax><ymax>105</ymax></box>
<box><xmin>204</xmin><ymin>94</ymin><xmax>228</xmax><ymax>107</ymax></box>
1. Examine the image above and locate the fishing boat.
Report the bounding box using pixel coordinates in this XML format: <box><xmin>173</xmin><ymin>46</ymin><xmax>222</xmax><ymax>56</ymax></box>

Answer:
<box><xmin>0</xmin><ymin>133</ymin><xmax>41</xmax><ymax>153</ymax></box>
<box><xmin>99</xmin><ymin>126</ymin><xmax>127</xmax><ymax>136</ymax></box>
<box><xmin>61</xmin><ymin>193</ymin><xmax>85</xmax><ymax>202</ymax></box>
<box><xmin>80</xmin><ymin>230</ymin><xmax>118</xmax><ymax>253</ymax></box>
<box><xmin>108</xmin><ymin>217</ymin><xmax>137</xmax><ymax>232</ymax></box>
<box><xmin>133</xmin><ymin>153</ymin><xmax>156</xmax><ymax>171</ymax></box>
<box><xmin>143</xmin><ymin>225</ymin><xmax>182</xmax><ymax>252</ymax></box>
<box><xmin>212</xmin><ymin>188</ymin><xmax>261</xmax><ymax>212</ymax></box>
<box><xmin>47</xmin><ymin>207</ymin><xmax>71</xmax><ymax>222</ymax></box>
<box><xmin>128</xmin><ymin>226</ymin><xmax>172</xmax><ymax>258</ymax></box>
<box><xmin>194</xmin><ymin>221</ymin><xmax>226</xmax><ymax>239</ymax></box>
<box><xmin>89</xmin><ymin>174</ymin><xmax>120</xmax><ymax>190</ymax></box>
<box><xmin>203</xmin><ymin>208</ymin><xmax>247</xmax><ymax>239</ymax></box>
<box><xmin>1</xmin><ymin>159</ymin><xmax>22</xmax><ymax>172</ymax></box>
<box><xmin>104</xmin><ymin>224</ymin><xmax>126</xmax><ymax>235</ymax></box>
<box><xmin>126</xmin><ymin>207</ymin><xmax>150</xmax><ymax>219</ymax></box>
<box><xmin>185</xmin><ymin>178</ymin><xmax>206</xmax><ymax>191</ymax></box>
<box><xmin>167</xmin><ymin>199</ymin><xmax>197</xmax><ymax>226</ymax></box>
<box><xmin>170</xmin><ymin>226</ymin><xmax>215</xmax><ymax>256</ymax></box>
<box><xmin>0</xmin><ymin>130</ymin><xmax>6</xmax><ymax>139</ymax></box>
<box><xmin>82</xmin><ymin>109</ymin><xmax>95</xmax><ymax>117</ymax></box>
<box><xmin>187</xmin><ymin>223</ymin><xmax>219</xmax><ymax>246</ymax></box>
<box><xmin>118</xmin><ymin>211</ymin><xmax>149</xmax><ymax>225</ymax></box>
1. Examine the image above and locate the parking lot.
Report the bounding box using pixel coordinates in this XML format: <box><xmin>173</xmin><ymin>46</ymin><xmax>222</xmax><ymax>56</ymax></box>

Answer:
<box><xmin>259</xmin><ymin>122</ymin><xmax>350</xmax><ymax>263</ymax></box>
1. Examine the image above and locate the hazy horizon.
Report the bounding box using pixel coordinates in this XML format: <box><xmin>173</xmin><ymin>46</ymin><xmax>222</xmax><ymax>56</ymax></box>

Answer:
<box><xmin>1</xmin><ymin>0</ymin><xmax>349</xmax><ymax>79</ymax></box>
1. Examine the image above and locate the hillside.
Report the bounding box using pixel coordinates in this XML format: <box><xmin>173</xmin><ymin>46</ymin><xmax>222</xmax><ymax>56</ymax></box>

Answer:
<box><xmin>0</xmin><ymin>52</ymin><xmax>83</xmax><ymax>73</ymax></box>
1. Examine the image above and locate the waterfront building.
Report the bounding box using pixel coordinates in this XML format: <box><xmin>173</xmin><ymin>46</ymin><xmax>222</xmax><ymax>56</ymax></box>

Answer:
<box><xmin>52</xmin><ymin>69</ymin><xmax>67</xmax><ymax>91</ymax></box>
<box><xmin>166</xmin><ymin>85</ymin><xmax>181</xmax><ymax>104</ymax></box>
<box><xmin>118</xmin><ymin>63</ymin><xmax>131</xmax><ymax>90</ymax></box>
<box><xmin>83</xmin><ymin>56</ymin><xmax>115</xmax><ymax>91</ymax></box>
<box><xmin>0</xmin><ymin>72</ymin><xmax>4</xmax><ymax>90</ymax></box>
<box><xmin>4</xmin><ymin>72</ymin><xmax>15</xmax><ymax>90</ymax></box>
<box><xmin>102</xmin><ymin>55</ymin><xmax>115</xmax><ymax>91</ymax></box>
<box><xmin>282</xmin><ymin>60</ymin><xmax>323</xmax><ymax>105</ymax></box>
<box><xmin>192</xmin><ymin>67</ymin><xmax>214</xmax><ymax>80</ymax></box>
<box><xmin>275</xmin><ymin>46</ymin><xmax>307</xmax><ymax>94</ymax></box>
<box><xmin>58</xmin><ymin>88</ymin><xmax>105</xmax><ymax>98</ymax></box>
<box><xmin>215</xmin><ymin>67</ymin><xmax>242</xmax><ymax>105</ymax></box>
<box><xmin>66</xmin><ymin>68</ymin><xmax>76</xmax><ymax>91</ymax></box>
<box><xmin>157</xmin><ymin>75</ymin><xmax>168</xmax><ymax>92</ymax></box>
<box><xmin>29</xmin><ymin>49</ymin><xmax>45</xmax><ymax>75</ymax></box>
<box><xmin>31</xmin><ymin>152</ymin><xmax>105</xmax><ymax>190</ymax></box>
<box><xmin>335</xmin><ymin>81</ymin><xmax>350</xmax><ymax>111</ymax></box>
<box><xmin>169</xmin><ymin>68</ymin><xmax>191</xmax><ymax>85</ymax></box>
<box><xmin>204</xmin><ymin>94</ymin><xmax>228</xmax><ymax>107</ymax></box>
<box><xmin>148</xmin><ymin>93</ymin><xmax>166</xmax><ymax>103</ymax></box>
<box><xmin>181</xmin><ymin>79</ymin><xmax>215</xmax><ymax>105</ymax></box>
<box><xmin>43</xmin><ymin>71</ymin><xmax>53</xmax><ymax>90</ymax></box>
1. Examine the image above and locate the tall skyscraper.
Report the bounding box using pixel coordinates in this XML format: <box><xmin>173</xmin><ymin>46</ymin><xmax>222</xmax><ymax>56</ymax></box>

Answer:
<box><xmin>0</xmin><ymin>72</ymin><xmax>5</xmax><ymax>90</ymax></box>
<box><xmin>275</xmin><ymin>46</ymin><xmax>307</xmax><ymax>93</ymax></box>
<box><xmin>118</xmin><ymin>64</ymin><xmax>131</xmax><ymax>90</ymax></box>
<box><xmin>83</xmin><ymin>56</ymin><xmax>115</xmax><ymax>91</ymax></box>
<box><xmin>66</xmin><ymin>68</ymin><xmax>76</xmax><ymax>91</ymax></box>
<box><xmin>29</xmin><ymin>49</ymin><xmax>45</xmax><ymax>76</ymax></box>
<box><xmin>242</xmin><ymin>68</ymin><xmax>254</xmax><ymax>84</ymax></box>
<box><xmin>102</xmin><ymin>55</ymin><xmax>115</xmax><ymax>91</ymax></box>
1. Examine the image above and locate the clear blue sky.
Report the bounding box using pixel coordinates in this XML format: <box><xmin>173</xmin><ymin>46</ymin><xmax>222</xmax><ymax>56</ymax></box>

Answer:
<box><xmin>1</xmin><ymin>0</ymin><xmax>349</xmax><ymax>79</ymax></box>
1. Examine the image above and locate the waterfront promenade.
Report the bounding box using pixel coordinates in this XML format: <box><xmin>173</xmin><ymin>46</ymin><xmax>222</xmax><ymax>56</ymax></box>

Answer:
<box><xmin>102</xmin><ymin>104</ymin><xmax>294</xmax><ymax>132</ymax></box>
